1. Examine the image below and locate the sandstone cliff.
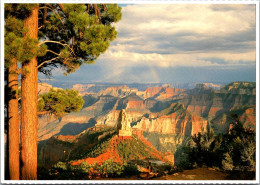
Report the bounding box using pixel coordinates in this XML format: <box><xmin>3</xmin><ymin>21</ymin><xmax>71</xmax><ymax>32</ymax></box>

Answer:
<box><xmin>133</xmin><ymin>103</ymin><xmax>208</xmax><ymax>136</ymax></box>
<box><xmin>180</xmin><ymin>83</ymin><xmax>256</xmax><ymax>119</ymax></box>
<box><xmin>211</xmin><ymin>105</ymin><xmax>256</xmax><ymax>134</ymax></box>
<box><xmin>117</xmin><ymin>109</ymin><xmax>132</xmax><ymax>137</ymax></box>
<box><xmin>96</xmin><ymin>110</ymin><xmax>144</xmax><ymax>127</ymax></box>
<box><xmin>137</xmin><ymin>86</ymin><xmax>186</xmax><ymax>100</ymax></box>
<box><xmin>38</xmin><ymin>83</ymin><xmax>62</xmax><ymax>95</ymax></box>
<box><xmin>37</xmin><ymin>82</ymin><xmax>256</xmax><ymax>169</ymax></box>
<box><xmin>98</xmin><ymin>85</ymin><xmax>138</xmax><ymax>97</ymax></box>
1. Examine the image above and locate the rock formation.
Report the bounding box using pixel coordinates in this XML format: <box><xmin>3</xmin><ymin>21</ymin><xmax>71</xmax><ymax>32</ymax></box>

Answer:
<box><xmin>38</xmin><ymin>82</ymin><xmax>256</xmax><ymax>163</ymax></box>
<box><xmin>38</xmin><ymin>82</ymin><xmax>62</xmax><ymax>95</ymax></box>
<box><xmin>117</xmin><ymin>109</ymin><xmax>132</xmax><ymax>137</ymax></box>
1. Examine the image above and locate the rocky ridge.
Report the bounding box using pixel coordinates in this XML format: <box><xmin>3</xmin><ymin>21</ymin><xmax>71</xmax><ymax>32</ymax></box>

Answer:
<box><xmin>37</xmin><ymin>82</ymin><xmax>256</xmax><ymax>169</ymax></box>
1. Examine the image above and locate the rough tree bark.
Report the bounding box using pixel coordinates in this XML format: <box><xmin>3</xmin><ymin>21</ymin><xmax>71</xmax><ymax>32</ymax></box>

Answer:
<box><xmin>8</xmin><ymin>59</ymin><xmax>20</xmax><ymax>180</ymax></box>
<box><xmin>21</xmin><ymin>5</ymin><xmax>39</xmax><ymax>180</ymax></box>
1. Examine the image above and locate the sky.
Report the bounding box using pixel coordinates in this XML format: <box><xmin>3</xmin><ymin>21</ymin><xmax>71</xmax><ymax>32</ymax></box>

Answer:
<box><xmin>40</xmin><ymin>4</ymin><xmax>256</xmax><ymax>84</ymax></box>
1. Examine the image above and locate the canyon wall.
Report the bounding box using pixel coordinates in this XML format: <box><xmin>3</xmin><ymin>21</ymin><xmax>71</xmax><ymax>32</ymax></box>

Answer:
<box><xmin>37</xmin><ymin>82</ymin><xmax>256</xmax><ymax>169</ymax></box>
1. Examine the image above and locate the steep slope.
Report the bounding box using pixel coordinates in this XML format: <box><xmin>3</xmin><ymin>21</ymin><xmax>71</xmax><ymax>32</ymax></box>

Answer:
<box><xmin>38</xmin><ymin>95</ymin><xmax>118</xmax><ymax>141</ymax></box>
<box><xmin>70</xmin><ymin>135</ymin><xmax>166</xmax><ymax>166</ymax></box>
<box><xmin>38</xmin><ymin>126</ymin><xmax>169</xmax><ymax>169</ymax></box>
<box><xmin>38</xmin><ymin>82</ymin><xmax>256</xmax><ymax>143</ymax></box>
<box><xmin>133</xmin><ymin>103</ymin><xmax>208</xmax><ymax>136</ymax></box>
<box><xmin>211</xmin><ymin>105</ymin><xmax>256</xmax><ymax>133</ymax></box>
<box><xmin>98</xmin><ymin>85</ymin><xmax>138</xmax><ymax>97</ymax></box>
<box><xmin>116</xmin><ymin>93</ymin><xmax>148</xmax><ymax>112</ymax></box>
<box><xmin>137</xmin><ymin>86</ymin><xmax>186</xmax><ymax>100</ymax></box>
<box><xmin>95</xmin><ymin>110</ymin><xmax>144</xmax><ymax>127</ymax></box>
<box><xmin>38</xmin><ymin>126</ymin><xmax>116</xmax><ymax>168</ymax></box>
<box><xmin>180</xmin><ymin>82</ymin><xmax>256</xmax><ymax>119</ymax></box>
<box><xmin>38</xmin><ymin>81</ymin><xmax>256</xmax><ymax>166</ymax></box>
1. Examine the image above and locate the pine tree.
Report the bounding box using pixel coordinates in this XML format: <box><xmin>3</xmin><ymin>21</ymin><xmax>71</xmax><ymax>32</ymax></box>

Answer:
<box><xmin>21</xmin><ymin>5</ymin><xmax>39</xmax><ymax>180</ymax></box>
<box><xmin>38</xmin><ymin>88</ymin><xmax>84</xmax><ymax>118</ymax></box>
<box><xmin>222</xmin><ymin>152</ymin><xmax>234</xmax><ymax>171</ymax></box>
<box><xmin>5</xmin><ymin>4</ymin><xmax>39</xmax><ymax>179</ymax></box>
<box><xmin>5</xmin><ymin>3</ymin><xmax>122</xmax><ymax>180</ymax></box>
<box><xmin>7</xmin><ymin>59</ymin><xmax>19</xmax><ymax>180</ymax></box>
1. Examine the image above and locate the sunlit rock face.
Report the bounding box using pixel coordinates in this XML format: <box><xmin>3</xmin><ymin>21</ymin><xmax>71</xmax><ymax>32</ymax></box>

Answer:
<box><xmin>117</xmin><ymin>109</ymin><xmax>132</xmax><ymax>137</ymax></box>
<box><xmin>38</xmin><ymin>83</ymin><xmax>62</xmax><ymax>95</ymax></box>
<box><xmin>38</xmin><ymin>82</ymin><xmax>256</xmax><ymax>141</ymax></box>
<box><xmin>132</xmin><ymin>107</ymin><xmax>208</xmax><ymax>136</ymax></box>
<box><xmin>37</xmin><ymin>82</ymin><xmax>256</xmax><ymax>169</ymax></box>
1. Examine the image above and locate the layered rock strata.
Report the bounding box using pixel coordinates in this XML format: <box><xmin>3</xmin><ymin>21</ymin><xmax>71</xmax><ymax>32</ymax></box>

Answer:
<box><xmin>117</xmin><ymin>109</ymin><xmax>132</xmax><ymax>137</ymax></box>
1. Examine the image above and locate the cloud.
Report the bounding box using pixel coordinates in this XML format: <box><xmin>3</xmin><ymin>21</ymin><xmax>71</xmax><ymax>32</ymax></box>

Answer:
<box><xmin>105</xmin><ymin>4</ymin><xmax>256</xmax><ymax>67</ymax></box>
<box><xmin>92</xmin><ymin>4</ymin><xmax>256</xmax><ymax>83</ymax></box>
<box><xmin>47</xmin><ymin>4</ymin><xmax>256</xmax><ymax>84</ymax></box>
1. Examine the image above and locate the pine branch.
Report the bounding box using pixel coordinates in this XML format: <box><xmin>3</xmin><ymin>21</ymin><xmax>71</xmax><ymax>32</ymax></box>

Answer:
<box><xmin>38</xmin><ymin>40</ymin><xmax>76</xmax><ymax>56</ymax></box>
<box><xmin>86</xmin><ymin>4</ymin><xmax>90</xmax><ymax>13</ymax></box>
<box><xmin>37</xmin><ymin>57</ymin><xmax>59</xmax><ymax>68</ymax></box>
<box><xmin>93</xmin><ymin>4</ymin><xmax>101</xmax><ymax>23</ymax></box>
<box><xmin>46</xmin><ymin>50</ymin><xmax>60</xmax><ymax>56</ymax></box>
<box><xmin>37</xmin><ymin>111</ymin><xmax>50</xmax><ymax>115</ymax></box>
<box><xmin>58</xmin><ymin>4</ymin><xmax>68</xmax><ymax>18</ymax></box>
<box><xmin>103</xmin><ymin>4</ymin><xmax>107</xmax><ymax>11</ymax></box>
<box><xmin>38</xmin><ymin>25</ymin><xmax>44</xmax><ymax>30</ymax></box>
<box><xmin>38</xmin><ymin>40</ymin><xmax>66</xmax><ymax>46</ymax></box>
<box><xmin>39</xmin><ymin>5</ymin><xmax>64</xmax><ymax>25</ymax></box>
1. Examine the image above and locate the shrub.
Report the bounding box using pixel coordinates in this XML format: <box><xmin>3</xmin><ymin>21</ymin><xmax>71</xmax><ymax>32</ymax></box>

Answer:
<box><xmin>123</xmin><ymin>164</ymin><xmax>140</xmax><ymax>176</ymax></box>
<box><xmin>180</xmin><ymin>114</ymin><xmax>256</xmax><ymax>172</ymax></box>
<box><xmin>96</xmin><ymin>159</ymin><xmax>125</xmax><ymax>177</ymax></box>
<box><xmin>53</xmin><ymin>162</ymin><xmax>68</xmax><ymax>170</ymax></box>
<box><xmin>49</xmin><ymin>159</ymin><xmax>128</xmax><ymax>179</ymax></box>
<box><xmin>222</xmin><ymin>153</ymin><xmax>234</xmax><ymax>171</ymax></box>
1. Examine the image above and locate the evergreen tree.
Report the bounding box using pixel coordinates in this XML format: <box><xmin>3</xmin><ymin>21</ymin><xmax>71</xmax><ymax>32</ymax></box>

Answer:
<box><xmin>21</xmin><ymin>5</ymin><xmax>39</xmax><ymax>180</ymax></box>
<box><xmin>38</xmin><ymin>89</ymin><xmax>84</xmax><ymax>118</ymax></box>
<box><xmin>5</xmin><ymin>4</ymin><xmax>41</xmax><ymax>180</ymax></box>
<box><xmin>4</xmin><ymin>3</ymin><xmax>122</xmax><ymax>180</ymax></box>
<box><xmin>222</xmin><ymin>114</ymin><xmax>256</xmax><ymax>171</ymax></box>
<box><xmin>222</xmin><ymin>152</ymin><xmax>234</xmax><ymax>171</ymax></box>
<box><xmin>6</xmin><ymin>59</ymin><xmax>19</xmax><ymax>180</ymax></box>
<box><xmin>182</xmin><ymin>114</ymin><xmax>256</xmax><ymax>172</ymax></box>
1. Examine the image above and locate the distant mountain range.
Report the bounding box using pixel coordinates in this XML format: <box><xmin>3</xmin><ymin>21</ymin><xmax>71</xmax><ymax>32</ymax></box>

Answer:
<box><xmin>39</xmin><ymin>80</ymin><xmax>228</xmax><ymax>90</ymax></box>
<box><xmin>37</xmin><ymin>81</ymin><xmax>256</xmax><ymax>169</ymax></box>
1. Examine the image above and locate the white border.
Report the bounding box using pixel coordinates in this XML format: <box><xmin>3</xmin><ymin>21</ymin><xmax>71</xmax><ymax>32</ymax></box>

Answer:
<box><xmin>255</xmin><ymin>1</ymin><xmax>259</xmax><ymax>184</ymax></box>
<box><xmin>1</xmin><ymin>0</ymin><xmax>259</xmax><ymax>184</ymax></box>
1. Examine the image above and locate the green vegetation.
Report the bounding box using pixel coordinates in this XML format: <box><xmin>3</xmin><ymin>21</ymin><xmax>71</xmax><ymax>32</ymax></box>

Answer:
<box><xmin>211</xmin><ymin>105</ymin><xmax>256</xmax><ymax>133</ymax></box>
<box><xmin>4</xmin><ymin>4</ymin><xmax>42</xmax><ymax>66</ymax></box>
<box><xmin>178</xmin><ymin>115</ymin><xmax>255</xmax><ymax>172</ymax></box>
<box><xmin>39</xmin><ymin>160</ymin><xmax>139</xmax><ymax>180</ymax></box>
<box><xmin>116</xmin><ymin>137</ymin><xmax>155</xmax><ymax>161</ymax></box>
<box><xmin>85</xmin><ymin>138</ymin><xmax>110</xmax><ymax>158</ymax></box>
<box><xmin>38</xmin><ymin>88</ymin><xmax>84</xmax><ymax>118</ymax></box>
<box><xmin>5</xmin><ymin>4</ymin><xmax>122</xmax><ymax>179</ymax></box>
<box><xmin>69</xmin><ymin>128</ymin><xmax>116</xmax><ymax>160</ymax></box>
<box><xmin>50</xmin><ymin>137</ymin><xmax>74</xmax><ymax>148</ymax></box>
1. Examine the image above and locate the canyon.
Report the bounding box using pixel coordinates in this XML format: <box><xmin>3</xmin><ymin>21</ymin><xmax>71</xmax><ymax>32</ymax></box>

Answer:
<box><xmin>37</xmin><ymin>82</ymin><xmax>256</xmax><ymax>169</ymax></box>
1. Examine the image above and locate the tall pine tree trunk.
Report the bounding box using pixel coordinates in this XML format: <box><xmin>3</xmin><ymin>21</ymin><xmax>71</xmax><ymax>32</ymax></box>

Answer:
<box><xmin>21</xmin><ymin>5</ymin><xmax>39</xmax><ymax>180</ymax></box>
<box><xmin>8</xmin><ymin>59</ymin><xmax>19</xmax><ymax>180</ymax></box>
